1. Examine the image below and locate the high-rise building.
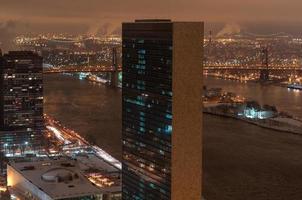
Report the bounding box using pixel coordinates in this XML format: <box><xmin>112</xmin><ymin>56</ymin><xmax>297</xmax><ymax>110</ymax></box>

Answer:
<box><xmin>122</xmin><ymin>20</ymin><xmax>203</xmax><ymax>200</ymax></box>
<box><xmin>0</xmin><ymin>51</ymin><xmax>44</xmax><ymax>154</ymax></box>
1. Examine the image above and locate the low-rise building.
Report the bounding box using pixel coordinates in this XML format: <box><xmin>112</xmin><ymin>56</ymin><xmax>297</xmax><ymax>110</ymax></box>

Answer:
<box><xmin>7</xmin><ymin>158</ymin><xmax>121</xmax><ymax>200</ymax></box>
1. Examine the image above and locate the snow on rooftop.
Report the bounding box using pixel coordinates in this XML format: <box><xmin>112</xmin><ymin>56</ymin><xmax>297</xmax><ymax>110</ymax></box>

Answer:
<box><xmin>9</xmin><ymin>159</ymin><xmax>102</xmax><ymax>199</ymax></box>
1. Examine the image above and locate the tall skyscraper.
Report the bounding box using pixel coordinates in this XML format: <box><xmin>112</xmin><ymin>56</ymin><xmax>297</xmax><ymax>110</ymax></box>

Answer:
<box><xmin>0</xmin><ymin>51</ymin><xmax>44</xmax><ymax>154</ymax></box>
<box><xmin>122</xmin><ymin>20</ymin><xmax>203</xmax><ymax>200</ymax></box>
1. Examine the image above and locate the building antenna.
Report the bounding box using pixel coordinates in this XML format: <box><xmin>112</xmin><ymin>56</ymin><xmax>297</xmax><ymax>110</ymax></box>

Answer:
<box><xmin>262</xmin><ymin>46</ymin><xmax>269</xmax><ymax>70</ymax></box>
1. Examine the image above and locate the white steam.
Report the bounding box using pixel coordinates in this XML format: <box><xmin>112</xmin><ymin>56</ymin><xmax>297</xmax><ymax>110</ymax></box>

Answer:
<box><xmin>217</xmin><ymin>23</ymin><xmax>241</xmax><ymax>37</ymax></box>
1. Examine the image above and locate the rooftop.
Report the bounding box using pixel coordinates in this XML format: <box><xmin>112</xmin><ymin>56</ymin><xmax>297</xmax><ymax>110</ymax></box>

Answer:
<box><xmin>8</xmin><ymin>158</ymin><xmax>103</xmax><ymax>199</ymax></box>
<box><xmin>134</xmin><ymin>19</ymin><xmax>172</xmax><ymax>23</ymax></box>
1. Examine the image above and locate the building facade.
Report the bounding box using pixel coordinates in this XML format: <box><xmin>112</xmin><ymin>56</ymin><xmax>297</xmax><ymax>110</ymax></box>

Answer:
<box><xmin>0</xmin><ymin>51</ymin><xmax>44</xmax><ymax>154</ymax></box>
<box><xmin>122</xmin><ymin>20</ymin><xmax>203</xmax><ymax>200</ymax></box>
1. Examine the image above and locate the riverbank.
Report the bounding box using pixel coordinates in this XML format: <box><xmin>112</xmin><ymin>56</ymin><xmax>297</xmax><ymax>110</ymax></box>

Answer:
<box><xmin>204</xmin><ymin>105</ymin><xmax>302</xmax><ymax>135</ymax></box>
<box><xmin>205</xmin><ymin>74</ymin><xmax>300</xmax><ymax>88</ymax></box>
<box><xmin>44</xmin><ymin>74</ymin><xmax>122</xmax><ymax>160</ymax></box>
<box><xmin>204</xmin><ymin>76</ymin><xmax>302</xmax><ymax>118</ymax></box>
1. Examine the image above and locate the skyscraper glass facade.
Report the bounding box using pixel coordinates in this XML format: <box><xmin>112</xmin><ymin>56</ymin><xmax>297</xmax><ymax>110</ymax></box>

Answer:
<box><xmin>0</xmin><ymin>51</ymin><xmax>44</xmax><ymax>153</ymax></box>
<box><xmin>122</xmin><ymin>20</ymin><xmax>173</xmax><ymax>200</ymax></box>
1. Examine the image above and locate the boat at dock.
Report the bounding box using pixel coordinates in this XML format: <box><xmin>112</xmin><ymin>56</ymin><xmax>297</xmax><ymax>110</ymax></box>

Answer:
<box><xmin>85</xmin><ymin>74</ymin><xmax>109</xmax><ymax>84</ymax></box>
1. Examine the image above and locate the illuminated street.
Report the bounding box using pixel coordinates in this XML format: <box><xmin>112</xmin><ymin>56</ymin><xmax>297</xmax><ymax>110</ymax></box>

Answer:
<box><xmin>45</xmin><ymin>114</ymin><xmax>122</xmax><ymax>170</ymax></box>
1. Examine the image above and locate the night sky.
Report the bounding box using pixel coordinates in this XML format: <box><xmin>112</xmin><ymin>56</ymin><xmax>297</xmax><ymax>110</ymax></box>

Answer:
<box><xmin>0</xmin><ymin>0</ymin><xmax>302</xmax><ymax>35</ymax></box>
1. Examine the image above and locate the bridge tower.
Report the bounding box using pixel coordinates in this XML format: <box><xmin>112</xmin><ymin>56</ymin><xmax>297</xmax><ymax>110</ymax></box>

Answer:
<box><xmin>87</xmin><ymin>55</ymin><xmax>90</xmax><ymax>66</ymax></box>
<box><xmin>208</xmin><ymin>30</ymin><xmax>213</xmax><ymax>56</ymax></box>
<box><xmin>110</xmin><ymin>47</ymin><xmax>119</xmax><ymax>87</ymax></box>
<box><xmin>259</xmin><ymin>47</ymin><xmax>269</xmax><ymax>82</ymax></box>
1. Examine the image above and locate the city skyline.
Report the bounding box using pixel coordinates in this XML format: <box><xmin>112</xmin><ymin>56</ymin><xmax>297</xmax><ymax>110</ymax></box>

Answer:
<box><xmin>0</xmin><ymin>1</ymin><xmax>302</xmax><ymax>199</ymax></box>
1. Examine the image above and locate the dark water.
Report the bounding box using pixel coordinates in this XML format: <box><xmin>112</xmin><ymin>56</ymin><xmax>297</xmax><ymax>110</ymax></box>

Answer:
<box><xmin>44</xmin><ymin>74</ymin><xmax>302</xmax><ymax>200</ymax></box>
<box><xmin>205</xmin><ymin>76</ymin><xmax>302</xmax><ymax>118</ymax></box>
<box><xmin>203</xmin><ymin>115</ymin><xmax>302</xmax><ymax>200</ymax></box>
<box><xmin>44</xmin><ymin>74</ymin><xmax>122</xmax><ymax>159</ymax></box>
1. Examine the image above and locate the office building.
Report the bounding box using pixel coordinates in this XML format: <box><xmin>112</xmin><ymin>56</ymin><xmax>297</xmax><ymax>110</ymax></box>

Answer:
<box><xmin>122</xmin><ymin>20</ymin><xmax>203</xmax><ymax>200</ymax></box>
<box><xmin>0</xmin><ymin>51</ymin><xmax>44</xmax><ymax>154</ymax></box>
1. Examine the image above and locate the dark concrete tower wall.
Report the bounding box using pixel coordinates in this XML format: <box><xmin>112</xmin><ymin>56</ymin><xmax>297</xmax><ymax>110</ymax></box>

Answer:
<box><xmin>171</xmin><ymin>22</ymin><xmax>203</xmax><ymax>200</ymax></box>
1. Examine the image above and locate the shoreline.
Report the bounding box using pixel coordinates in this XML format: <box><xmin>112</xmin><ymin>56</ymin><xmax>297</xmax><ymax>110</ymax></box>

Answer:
<box><xmin>205</xmin><ymin>74</ymin><xmax>302</xmax><ymax>89</ymax></box>
<box><xmin>204</xmin><ymin>110</ymin><xmax>302</xmax><ymax>135</ymax></box>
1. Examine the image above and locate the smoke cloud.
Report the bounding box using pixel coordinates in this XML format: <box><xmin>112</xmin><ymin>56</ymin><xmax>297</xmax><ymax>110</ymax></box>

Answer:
<box><xmin>86</xmin><ymin>22</ymin><xmax>121</xmax><ymax>36</ymax></box>
<box><xmin>216</xmin><ymin>23</ymin><xmax>241</xmax><ymax>37</ymax></box>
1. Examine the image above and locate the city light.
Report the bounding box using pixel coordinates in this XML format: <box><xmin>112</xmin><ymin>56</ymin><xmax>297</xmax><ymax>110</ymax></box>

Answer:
<box><xmin>1</xmin><ymin>2</ymin><xmax>302</xmax><ymax>199</ymax></box>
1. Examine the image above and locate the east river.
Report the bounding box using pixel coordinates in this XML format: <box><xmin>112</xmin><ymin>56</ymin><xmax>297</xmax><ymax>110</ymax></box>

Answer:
<box><xmin>44</xmin><ymin>74</ymin><xmax>302</xmax><ymax>200</ymax></box>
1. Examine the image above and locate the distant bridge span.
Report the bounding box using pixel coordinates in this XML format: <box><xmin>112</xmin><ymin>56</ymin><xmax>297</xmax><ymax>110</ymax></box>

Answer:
<box><xmin>204</xmin><ymin>65</ymin><xmax>302</xmax><ymax>71</ymax></box>
<box><xmin>43</xmin><ymin>65</ymin><xmax>302</xmax><ymax>74</ymax></box>
<box><xmin>43</xmin><ymin>66</ymin><xmax>122</xmax><ymax>74</ymax></box>
<box><xmin>204</xmin><ymin>65</ymin><xmax>302</xmax><ymax>76</ymax></box>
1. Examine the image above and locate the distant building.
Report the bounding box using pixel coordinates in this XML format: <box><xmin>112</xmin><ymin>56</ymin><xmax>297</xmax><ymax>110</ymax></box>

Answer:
<box><xmin>239</xmin><ymin>101</ymin><xmax>277</xmax><ymax>119</ymax></box>
<box><xmin>122</xmin><ymin>20</ymin><xmax>203</xmax><ymax>200</ymax></box>
<box><xmin>0</xmin><ymin>51</ymin><xmax>44</xmax><ymax>154</ymax></box>
<box><xmin>7</xmin><ymin>159</ymin><xmax>119</xmax><ymax>200</ymax></box>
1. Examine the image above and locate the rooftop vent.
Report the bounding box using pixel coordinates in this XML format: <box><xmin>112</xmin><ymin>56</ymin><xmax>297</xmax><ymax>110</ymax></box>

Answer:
<box><xmin>42</xmin><ymin>168</ymin><xmax>76</xmax><ymax>183</ymax></box>
<box><xmin>61</xmin><ymin>163</ymin><xmax>75</xmax><ymax>167</ymax></box>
